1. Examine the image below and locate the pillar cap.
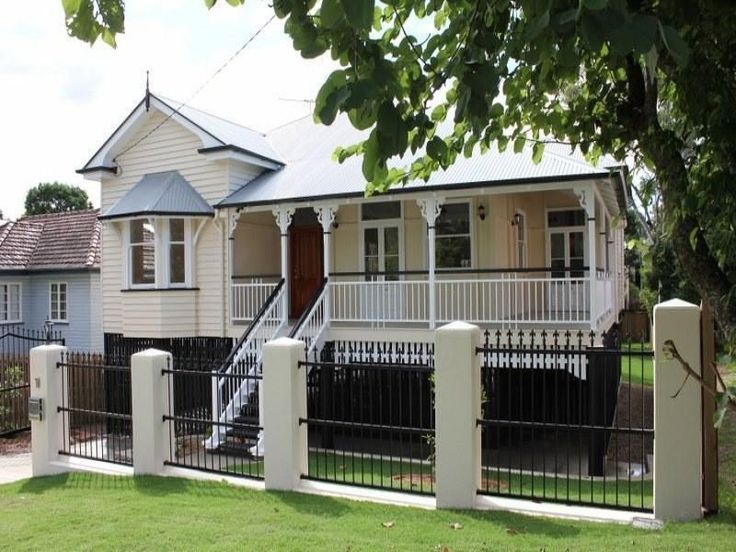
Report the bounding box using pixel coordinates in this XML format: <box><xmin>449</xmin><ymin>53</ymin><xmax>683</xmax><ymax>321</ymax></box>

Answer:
<box><xmin>132</xmin><ymin>348</ymin><xmax>170</xmax><ymax>358</ymax></box>
<box><xmin>654</xmin><ymin>298</ymin><xmax>699</xmax><ymax>312</ymax></box>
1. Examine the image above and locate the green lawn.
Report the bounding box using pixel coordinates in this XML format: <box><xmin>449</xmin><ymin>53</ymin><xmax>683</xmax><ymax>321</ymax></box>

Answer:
<box><xmin>620</xmin><ymin>342</ymin><xmax>654</xmax><ymax>386</ymax></box>
<box><xmin>0</xmin><ymin>472</ymin><xmax>734</xmax><ymax>551</ymax></box>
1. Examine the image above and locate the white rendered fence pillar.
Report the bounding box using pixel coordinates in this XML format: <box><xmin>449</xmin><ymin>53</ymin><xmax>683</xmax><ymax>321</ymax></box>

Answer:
<box><xmin>262</xmin><ymin>337</ymin><xmax>307</xmax><ymax>491</ymax></box>
<box><xmin>434</xmin><ymin>321</ymin><xmax>481</xmax><ymax>508</ymax></box>
<box><xmin>30</xmin><ymin>344</ymin><xmax>69</xmax><ymax>477</ymax></box>
<box><xmin>653</xmin><ymin>298</ymin><xmax>703</xmax><ymax>521</ymax></box>
<box><xmin>131</xmin><ymin>349</ymin><xmax>172</xmax><ymax>475</ymax></box>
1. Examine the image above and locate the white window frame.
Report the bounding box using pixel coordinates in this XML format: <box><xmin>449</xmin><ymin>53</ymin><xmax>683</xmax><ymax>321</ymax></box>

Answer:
<box><xmin>49</xmin><ymin>282</ymin><xmax>68</xmax><ymax>323</ymax></box>
<box><xmin>432</xmin><ymin>199</ymin><xmax>475</xmax><ymax>271</ymax></box>
<box><xmin>164</xmin><ymin>217</ymin><xmax>192</xmax><ymax>288</ymax></box>
<box><xmin>123</xmin><ymin>218</ymin><xmax>193</xmax><ymax>290</ymax></box>
<box><xmin>515</xmin><ymin>208</ymin><xmax>528</xmax><ymax>269</ymax></box>
<box><xmin>544</xmin><ymin>207</ymin><xmax>588</xmax><ymax>278</ymax></box>
<box><xmin>358</xmin><ymin>201</ymin><xmax>404</xmax><ymax>275</ymax></box>
<box><xmin>127</xmin><ymin>218</ymin><xmax>157</xmax><ymax>289</ymax></box>
<box><xmin>0</xmin><ymin>282</ymin><xmax>22</xmax><ymax>324</ymax></box>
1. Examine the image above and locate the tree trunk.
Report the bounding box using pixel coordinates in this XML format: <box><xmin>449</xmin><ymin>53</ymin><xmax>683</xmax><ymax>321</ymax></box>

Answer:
<box><xmin>640</xmin><ymin>127</ymin><xmax>736</xmax><ymax>344</ymax></box>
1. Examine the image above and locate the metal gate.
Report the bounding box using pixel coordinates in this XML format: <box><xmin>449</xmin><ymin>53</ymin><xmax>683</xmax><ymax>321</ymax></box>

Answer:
<box><xmin>0</xmin><ymin>326</ymin><xmax>64</xmax><ymax>436</ymax></box>
<box><xmin>476</xmin><ymin>329</ymin><xmax>654</xmax><ymax>512</ymax></box>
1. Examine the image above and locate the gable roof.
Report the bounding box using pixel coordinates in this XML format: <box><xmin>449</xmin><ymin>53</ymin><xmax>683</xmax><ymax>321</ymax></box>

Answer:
<box><xmin>218</xmin><ymin>114</ymin><xmax>624</xmax><ymax>209</ymax></box>
<box><xmin>78</xmin><ymin>93</ymin><xmax>283</xmax><ymax>175</ymax></box>
<box><xmin>100</xmin><ymin>170</ymin><xmax>215</xmax><ymax>221</ymax></box>
<box><xmin>0</xmin><ymin>209</ymin><xmax>101</xmax><ymax>272</ymax></box>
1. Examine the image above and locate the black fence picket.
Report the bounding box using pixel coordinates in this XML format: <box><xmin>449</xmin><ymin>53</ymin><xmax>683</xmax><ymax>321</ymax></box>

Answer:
<box><xmin>57</xmin><ymin>351</ymin><xmax>132</xmax><ymax>466</ymax></box>
<box><xmin>0</xmin><ymin>325</ymin><xmax>64</xmax><ymax>436</ymax></box>
<box><xmin>476</xmin><ymin>329</ymin><xmax>654</xmax><ymax>512</ymax></box>
<box><xmin>300</xmin><ymin>341</ymin><xmax>436</xmax><ymax>495</ymax></box>
<box><xmin>162</xmin><ymin>357</ymin><xmax>263</xmax><ymax>480</ymax></box>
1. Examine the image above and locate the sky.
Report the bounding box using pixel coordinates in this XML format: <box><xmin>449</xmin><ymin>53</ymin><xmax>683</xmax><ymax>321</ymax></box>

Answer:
<box><xmin>0</xmin><ymin>0</ymin><xmax>337</xmax><ymax>219</ymax></box>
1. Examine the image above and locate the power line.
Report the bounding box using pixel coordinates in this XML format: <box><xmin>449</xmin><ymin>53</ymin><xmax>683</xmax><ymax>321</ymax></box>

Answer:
<box><xmin>114</xmin><ymin>13</ymin><xmax>276</xmax><ymax>162</ymax></box>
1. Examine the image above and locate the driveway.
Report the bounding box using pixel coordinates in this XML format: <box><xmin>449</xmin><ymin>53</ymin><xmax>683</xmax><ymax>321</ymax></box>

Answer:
<box><xmin>0</xmin><ymin>431</ymin><xmax>32</xmax><ymax>484</ymax></box>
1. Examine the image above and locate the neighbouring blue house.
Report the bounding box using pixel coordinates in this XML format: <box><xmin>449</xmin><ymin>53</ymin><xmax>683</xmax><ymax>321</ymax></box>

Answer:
<box><xmin>0</xmin><ymin>209</ymin><xmax>102</xmax><ymax>352</ymax></box>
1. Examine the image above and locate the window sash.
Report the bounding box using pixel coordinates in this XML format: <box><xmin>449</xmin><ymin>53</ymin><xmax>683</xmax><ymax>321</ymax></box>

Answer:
<box><xmin>434</xmin><ymin>203</ymin><xmax>472</xmax><ymax>269</ymax></box>
<box><xmin>50</xmin><ymin>283</ymin><xmax>68</xmax><ymax>321</ymax></box>
<box><xmin>0</xmin><ymin>284</ymin><xmax>21</xmax><ymax>322</ymax></box>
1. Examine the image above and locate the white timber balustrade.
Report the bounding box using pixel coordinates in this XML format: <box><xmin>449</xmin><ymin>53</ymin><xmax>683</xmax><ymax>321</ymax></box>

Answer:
<box><xmin>231</xmin><ymin>277</ymin><xmax>280</xmax><ymax>323</ymax></box>
<box><xmin>291</xmin><ymin>282</ymin><xmax>329</xmax><ymax>358</ymax></box>
<box><xmin>29</xmin><ymin>344</ymin><xmax>70</xmax><ymax>477</ymax></box>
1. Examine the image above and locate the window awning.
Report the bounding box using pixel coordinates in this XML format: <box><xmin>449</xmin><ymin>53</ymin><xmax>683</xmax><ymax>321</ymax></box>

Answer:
<box><xmin>100</xmin><ymin>171</ymin><xmax>214</xmax><ymax>220</ymax></box>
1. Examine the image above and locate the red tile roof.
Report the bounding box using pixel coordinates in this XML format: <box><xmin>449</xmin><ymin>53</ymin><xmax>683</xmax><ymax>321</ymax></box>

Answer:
<box><xmin>0</xmin><ymin>209</ymin><xmax>100</xmax><ymax>271</ymax></box>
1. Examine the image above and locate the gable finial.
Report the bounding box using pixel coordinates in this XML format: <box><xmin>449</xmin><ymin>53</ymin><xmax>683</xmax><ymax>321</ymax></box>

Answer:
<box><xmin>145</xmin><ymin>70</ymin><xmax>150</xmax><ymax>112</ymax></box>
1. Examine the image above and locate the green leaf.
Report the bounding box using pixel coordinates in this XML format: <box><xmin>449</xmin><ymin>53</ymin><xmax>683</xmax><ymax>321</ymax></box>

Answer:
<box><xmin>320</xmin><ymin>0</ymin><xmax>344</xmax><ymax>29</ymax></box>
<box><xmin>525</xmin><ymin>10</ymin><xmax>550</xmax><ymax>41</ymax></box>
<box><xmin>340</xmin><ymin>0</ymin><xmax>374</xmax><ymax>31</ymax></box>
<box><xmin>689</xmin><ymin>226</ymin><xmax>699</xmax><ymax>251</ymax></box>
<box><xmin>513</xmin><ymin>136</ymin><xmax>526</xmax><ymax>154</ymax></box>
<box><xmin>532</xmin><ymin>142</ymin><xmax>545</xmax><ymax>164</ymax></box>
<box><xmin>426</xmin><ymin>136</ymin><xmax>447</xmax><ymax>162</ymax></box>
<box><xmin>431</xmin><ymin>105</ymin><xmax>447</xmax><ymax>122</ymax></box>
<box><xmin>659</xmin><ymin>24</ymin><xmax>690</xmax><ymax>66</ymax></box>
<box><xmin>314</xmin><ymin>70</ymin><xmax>348</xmax><ymax>125</ymax></box>
<box><xmin>582</xmin><ymin>0</ymin><xmax>608</xmax><ymax>10</ymax></box>
<box><xmin>62</xmin><ymin>0</ymin><xmax>82</xmax><ymax>16</ymax></box>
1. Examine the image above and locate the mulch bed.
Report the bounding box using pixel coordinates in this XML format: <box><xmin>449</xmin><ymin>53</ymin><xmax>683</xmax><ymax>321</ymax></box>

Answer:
<box><xmin>0</xmin><ymin>430</ymin><xmax>31</xmax><ymax>455</ymax></box>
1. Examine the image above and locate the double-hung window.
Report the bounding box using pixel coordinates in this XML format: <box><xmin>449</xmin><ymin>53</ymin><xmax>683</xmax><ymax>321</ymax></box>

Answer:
<box><xmin>127</xmin><ymin>218</ymin><xmax>191</xmax><ymax>288</ymax></box>
<box><xmin>435</xmin><ymin>202</ymin><xmax>472</xmax><ymax>269</ymax></box>
<box><xmin>50</xmin><ymin>282</ymin><xmax>68</xmax><ymax>322</ymax></box>
<box><xmin>168</xmin><ymin>219</ymin><xmax>186</xmax><ymax>286</ymax></box>
<box><xmin>129</xmin><ymin>220</ymin><xmax>156</xmax><ymax>286</ymax></box>
<box><xmin>0</xmin><ymin>283</ymin><xmax>21</xmax><ymax>323</ymax></box>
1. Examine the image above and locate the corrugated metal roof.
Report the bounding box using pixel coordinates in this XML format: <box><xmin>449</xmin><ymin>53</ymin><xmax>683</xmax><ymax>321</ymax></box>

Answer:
<box><xmin>0</xmin><ymin>209</ymin><xmax>101</xmax><ymax>271</ymax></box>
<box><xmin>100</xmin><ymin>171</ymin><xmax>214</xmax><ymax>220</ymax></box>
<box><xmin>156</xmin><ymin>95</ymin><xmax>284</xmax><ymax>164</ymax></box>
<box><xmin>219</xmin><ymin>115</ymin><xmax>622</xmax><ymax>208</ymax></box>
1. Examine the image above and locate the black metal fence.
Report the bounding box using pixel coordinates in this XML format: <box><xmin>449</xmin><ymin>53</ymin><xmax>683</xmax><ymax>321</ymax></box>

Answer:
<box><xmin>162</xmin><ymin>357</ymin><xmax>263</xmax><ymax>480</ymax></box>
<box><xmin>57</xmin><ymin>352</ymin><xmax>132</xmax><ymax>466</ymax></box>
<box><xmin>300</xmin><ymin>341</ymin><xmax>436</xmax><ymax>495</ymax></box>
<box><xmin>476</xmin><ymin>329</ymin><xmax>653</xmax><ymax>512</ymax></box>
<box><xmin>0</xmin><ymin>325</ymin><xmax>64</xmax><ymax>436</ymax></box>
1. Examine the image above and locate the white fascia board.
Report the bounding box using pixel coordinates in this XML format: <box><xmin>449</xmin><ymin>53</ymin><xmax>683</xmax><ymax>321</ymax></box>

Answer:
<box><xmin>82</xmin><ymin>97</ymin><xmax>222</xmax><ymax>171</ymax></box>
<box><xmin>199</xmin><ymin>149</ymin><xmax>282</xmax><ymax>170</ymax></box>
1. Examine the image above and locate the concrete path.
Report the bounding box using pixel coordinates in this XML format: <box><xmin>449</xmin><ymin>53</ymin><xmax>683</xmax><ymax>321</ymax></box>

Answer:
<box><xmin>0</xmin><ymin>453</ymin><xmax>32</xmax><ymax>485</ymax></box>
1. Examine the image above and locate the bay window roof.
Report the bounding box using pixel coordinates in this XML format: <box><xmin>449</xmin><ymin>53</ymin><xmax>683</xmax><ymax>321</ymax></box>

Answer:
<box><xmin>100</xmin><ymin>170</ymin><xmax>214</xmax><ymax>220</ymax></box>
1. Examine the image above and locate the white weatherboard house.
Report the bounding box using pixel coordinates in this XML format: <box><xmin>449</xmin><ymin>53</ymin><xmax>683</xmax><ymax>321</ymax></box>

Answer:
<box><xmin>79</xmin><ymin>93</ymin><xmax>628</xmax><ymax>451</ymax></box>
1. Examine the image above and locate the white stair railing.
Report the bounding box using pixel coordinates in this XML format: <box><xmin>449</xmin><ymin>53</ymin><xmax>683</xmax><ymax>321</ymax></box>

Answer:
<box><xmin>290</xmin><ymin>279</ymin><xmax>330</xmax><ymax>359</ymax></box>
<box><xmin>206</xmin><ymin>280</ymin><xmax>285</xmax><ymax>451</ymax></box>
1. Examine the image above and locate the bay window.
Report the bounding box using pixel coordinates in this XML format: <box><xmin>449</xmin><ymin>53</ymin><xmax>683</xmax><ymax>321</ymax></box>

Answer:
<box><xmin>0</xmin><ymin>283</ymin><xmax>21</xmax><ymax>323</ymax></box>
<box><xmin>126</xmin><ymin>218</ymin><xmax>192</xmax><ymax>289</ymax></box>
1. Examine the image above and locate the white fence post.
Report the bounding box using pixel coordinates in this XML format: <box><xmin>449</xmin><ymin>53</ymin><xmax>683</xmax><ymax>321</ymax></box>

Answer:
<box><xmin>262</xmin><ymin>337</ymin><xmax>307</xmax><ymax>491</ymax></box>
<box><xmin>131</xmin><ymin>349</ymin><xmax>172</xmax><ymax>476</ymax></box>
<box><xmin>653</xmin><ymin>298</ymin><xmax>702</xmax><ymax>521</ymax></box>
<box><xmin>434</xmin><ymin>321</ymin><xmax>481</xmax><ymax>509</ymax></box>
<box><xmin>30</xmin><ymin>344</ymin><xmax>69</xmax><ymax>477</ymax></box>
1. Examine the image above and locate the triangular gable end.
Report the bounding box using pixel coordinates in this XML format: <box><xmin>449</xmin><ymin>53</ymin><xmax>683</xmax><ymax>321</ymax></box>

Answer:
<box><xmin>77</xmin><ymin>95</ymin><xmax>226</xmax><ymax>181</ymax></box>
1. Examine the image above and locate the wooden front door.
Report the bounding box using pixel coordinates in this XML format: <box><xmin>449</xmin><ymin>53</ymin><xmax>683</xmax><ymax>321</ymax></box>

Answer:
<box><xmin>289</xmin><ymin>225</ymin><xmax>323</xmax><ymax>318</ymax></box>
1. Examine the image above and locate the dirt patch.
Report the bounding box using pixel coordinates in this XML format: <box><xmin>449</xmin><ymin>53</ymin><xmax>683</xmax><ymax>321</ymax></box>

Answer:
<box><xmin>606</xmin><ymin>383</ymin><xmax>653</xmax><ymax>468</ymax></box>
<box><xmin>480</xmin><ymin>477</ymin><xmax>509</xmax><ymax>491</ymax></box>
<box><xmin>0</xmin><ymin>430</ymin><xmax>31</xmax><ymax>455</ymax></box>
<box><xmin>391</xmin><ymin>473</ymin><xmax>434</xmax><ymax>487</ymax></box>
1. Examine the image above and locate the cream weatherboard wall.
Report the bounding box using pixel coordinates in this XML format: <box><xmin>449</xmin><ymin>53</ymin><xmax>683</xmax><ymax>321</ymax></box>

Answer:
<box><xmin>99</xmin><ymin>110</ymin><xmax>247</xmax><ymax>338</ymax></box>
